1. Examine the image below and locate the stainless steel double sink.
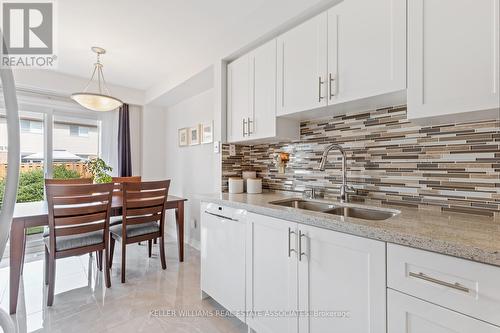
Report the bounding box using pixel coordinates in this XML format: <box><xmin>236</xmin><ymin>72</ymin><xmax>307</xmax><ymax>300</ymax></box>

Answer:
<box><xmin>269</xmin><ymin>199</ymin><xmax>397</xmax><ymax>221</ymax></box>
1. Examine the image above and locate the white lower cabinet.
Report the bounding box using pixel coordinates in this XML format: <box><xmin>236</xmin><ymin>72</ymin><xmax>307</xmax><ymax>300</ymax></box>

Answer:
<box><xmin>298</xmin><ymin>224</ymin><xmax>386</xmax><ymax>333</ymax></box>
<box><xmin>202</xmin><ymin>205</ymin><xmax>500</xmax><ymax>333</ymax></box>
<box><xmin>388</xmin><ymin>289</ymin><xmax>500</xmax><ymax>333</ymax></box>
<box><xmin>245</xmin><ymin>213</ymin><xmax>386</xmax><ymax>333</ymax></box>
<box><xmin>245</xmin><ymin>213</ymin><xmax>298</xmax><ymax>333</ymax></box>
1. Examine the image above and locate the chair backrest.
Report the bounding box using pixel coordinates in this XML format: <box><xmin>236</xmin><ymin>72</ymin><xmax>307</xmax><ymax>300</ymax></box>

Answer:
<box><xmin>45</xmin><ymin>178</ymin><xmax>93</xmax><ymax>185</ymax></box>
<box><xmin>111</xmin><ymin>176</ymin><xmax>142</xmax><ymax>192</ymax></box>
<box><xmin>122</xmin><ymin>180</ymin><xmax>170</xmax><ymax>239</ymax></box>
<box><xmin>45</xmin><ymin>183</ymin><xmax>114</xmax><ymax>253</ymax></box>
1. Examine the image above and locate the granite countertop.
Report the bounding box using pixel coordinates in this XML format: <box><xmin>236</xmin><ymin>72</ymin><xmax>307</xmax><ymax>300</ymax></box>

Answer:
<box><xmin>199</xmin><ymin>191</ymin><xmax>500</xmax><ymax>267</ymax></box>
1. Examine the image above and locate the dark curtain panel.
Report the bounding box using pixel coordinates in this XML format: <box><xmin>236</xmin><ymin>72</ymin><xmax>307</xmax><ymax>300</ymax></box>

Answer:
<box><xmin>118</xmin><ymin>103</ymin><xmax>132</xmax><ymax>177</ymax></box>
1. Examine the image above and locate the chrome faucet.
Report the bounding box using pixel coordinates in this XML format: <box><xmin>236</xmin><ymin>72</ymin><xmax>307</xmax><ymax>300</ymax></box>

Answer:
<box><xmin>319</xmin><ymin>144</ymin><xmax>353</xmax><ymax>202</ymax></box>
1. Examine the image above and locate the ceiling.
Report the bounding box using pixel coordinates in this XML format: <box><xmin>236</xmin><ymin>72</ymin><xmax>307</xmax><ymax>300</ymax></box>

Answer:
<box><xmin>55</xmin><ymin>0</ymin><xmax>281</xmax><ymax>91</ymax></box>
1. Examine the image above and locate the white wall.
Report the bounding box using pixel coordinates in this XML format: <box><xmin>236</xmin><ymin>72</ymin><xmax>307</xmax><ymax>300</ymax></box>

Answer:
<box><xmin>129</xmin><ymin>105</ymin><xmax>142</xmax><ymax>176</ymax></box>
<box><xmin>141</xmin><ymin>105</ymin><xmax>166</xmax><ymax>180</ymax></box>
<box><xmin>164</xmin><ymin>89</ymin><xmax>215</xmax><ymax>248</ymax></box>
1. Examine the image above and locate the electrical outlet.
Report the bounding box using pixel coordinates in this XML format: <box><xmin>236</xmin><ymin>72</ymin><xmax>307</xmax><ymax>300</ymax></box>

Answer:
<box><xmin>229</xmin><ymin>144</ymin><xmax>236</xmax><ymax>156</ymax></box>
<box><xmin>213</xmin><ymin>141</ymin><xmax>220</xmax><ymax>154</ymax></box>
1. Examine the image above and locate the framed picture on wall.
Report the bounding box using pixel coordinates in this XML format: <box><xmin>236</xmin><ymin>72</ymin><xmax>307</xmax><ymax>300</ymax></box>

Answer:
<box><xmin>178</xmin><ymin>128</ymin><xmax>188</xmax><ymax>147</ymax></box>
<box><xmin>201</xmin><ymin>121</ymin><xmax>213</xmax><ymax>144</ymax></box>
<box><xmin>189</xmin><ymin>126</ymin><xmax>200</xmax><ymax>145</ymax></box>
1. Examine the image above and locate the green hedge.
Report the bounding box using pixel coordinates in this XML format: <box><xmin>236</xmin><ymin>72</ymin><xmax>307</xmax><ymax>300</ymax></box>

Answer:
<box><xmin>0</xmin><ymin>165</ymin><xmax>81</xmax><ymax>234</ymax></box>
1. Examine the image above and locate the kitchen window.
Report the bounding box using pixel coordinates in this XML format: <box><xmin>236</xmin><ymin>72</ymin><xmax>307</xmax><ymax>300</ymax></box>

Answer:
<box><xmin>20</xmin><ymin>119</ymin><xmax>43</xmax><ymax>134</ymax></box>
<box><xmin>69</xmin><ymin>125</ymin><xmax>90</xmax><ymax>137</ymax></box>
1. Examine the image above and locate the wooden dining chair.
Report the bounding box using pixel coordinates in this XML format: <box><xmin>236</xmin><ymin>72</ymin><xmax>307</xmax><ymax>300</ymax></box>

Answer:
<box><xmin>44</xmin><ymin>183</ymin><xmax>114</xmax><ymax>306</ymax></box>
<box><xmin>109</xmin><ymin>176</ymin><xmax>141</xmax><ymax>225</ymax></box>
<box><xmin>109</xmin><ymin>180</ymin><xmax>170</xmax><ymax>283</ymax></box>
<box><xmin>43</xmin><ymin>178</ymin><xmax>102</xmax><ymax>266</ymax></box>
<box><xmin>45</xmin><ymin>178</ymin><xmax>93</xmax><ymax>185</ymax></box>
<box><xmin>111</xmin><ymin>176</ymin><xmax>142</xmax><ymax>193</ymax></box>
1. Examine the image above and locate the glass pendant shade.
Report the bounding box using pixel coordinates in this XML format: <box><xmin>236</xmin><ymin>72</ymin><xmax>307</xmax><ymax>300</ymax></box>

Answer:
<box><xmin>71</xmin><ymin>93</ymin><xmax>123</xmax><ymax>112</ymax></box>
<box><xmin>71</xmin><ymin>47</ymin><xmax>123</xmax><ymax>112</ymax></box>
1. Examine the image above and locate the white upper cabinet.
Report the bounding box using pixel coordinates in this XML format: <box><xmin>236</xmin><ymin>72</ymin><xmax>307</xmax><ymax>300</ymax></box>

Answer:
<box><xmin>227</xmin><ymin>55</ymin><xmax>251</xmax><ymax>143</ymax></box>
<box><xmin>407</xmin><ymin>0</ymin><xmax>500</xmax><ymax>119</ymax></box>
<box><xmin>251</xmin><ymin>40</ymin><xmax>278</xmax><ymax>141</ymax></box>
<box><xmin>277</xmin><ymin>0</ymin><xmax>406</xmax><ymax>117</ymax></box>
<box><xmin>277</xmin><ymin>13</ymin><xmax>328</xmax><ymax>116</ymax></box>
<box><xmin>298</xmin><ymin>224</ymin><xmax>386</xmax><ymax>333</ymax></box>
<box><xmin>227</xmin><ymin>40</ymin><xmax>299</xmax><ymax>143</ymax></box>
<box><xmin>328</xmin><ymin>0</ymin><xmax>406</xmax><ymax>104</ymax></box>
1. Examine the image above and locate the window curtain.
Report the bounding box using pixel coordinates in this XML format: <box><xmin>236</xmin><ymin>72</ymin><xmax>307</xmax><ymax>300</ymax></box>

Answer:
<box><xmin>100</xmin><ymin>109</ymin><xmax>119</xmax><ymax>175</ymax></box>
<box><xmin>118</xmin><ymin>103</ymin><xmax>132</xmax><ymax>177</ymax></box>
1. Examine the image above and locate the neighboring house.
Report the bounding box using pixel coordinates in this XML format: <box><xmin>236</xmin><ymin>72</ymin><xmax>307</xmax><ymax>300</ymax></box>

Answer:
<box><xmin>0</xmin><ymin>114</ymin><xmax>99</xmax><ymax>164</ymax></box>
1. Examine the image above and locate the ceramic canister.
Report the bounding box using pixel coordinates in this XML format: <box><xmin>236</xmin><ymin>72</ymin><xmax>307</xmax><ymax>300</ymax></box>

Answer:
<box><xmin>228</xmin><ymin>177</ymin><xmax>244</xmax><ymax>194</ymax></box>
<box><xmin>246</xmin><ymin>178</ymin><xmax>262</xmax><ymax>194</ymax></box>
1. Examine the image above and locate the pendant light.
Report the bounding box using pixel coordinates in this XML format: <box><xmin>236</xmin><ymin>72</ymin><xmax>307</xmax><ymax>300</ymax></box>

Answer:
<box><xmin>71</xmin><ymin>47</ymin><xmax>123</xmax><ymax>111</ymax></box>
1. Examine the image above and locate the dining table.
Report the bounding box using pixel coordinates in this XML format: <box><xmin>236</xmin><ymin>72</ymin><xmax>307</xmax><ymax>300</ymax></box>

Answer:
<box><xmin>8</xmin><ymin>194</ymin><xmax>187</xmax><ymax>314</ymax></box>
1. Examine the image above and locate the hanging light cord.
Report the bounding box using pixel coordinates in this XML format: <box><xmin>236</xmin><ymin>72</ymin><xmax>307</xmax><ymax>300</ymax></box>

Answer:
<box><xmin>82</xmin><ymin>52</ymin><xmax>110</xmax><ymax>95</ymax></box>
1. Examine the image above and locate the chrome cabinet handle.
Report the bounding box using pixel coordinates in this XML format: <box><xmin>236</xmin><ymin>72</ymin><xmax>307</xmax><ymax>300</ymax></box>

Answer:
<box><xmin>288</xmin><ymin>227</ymin><xmax>296</xmax><ymax>257</ymax></box>
<box><xmin>242</xmin><ymin>118</ymin><xmax>247</xmax><ymax>137</ymax></box>
<box><xmin>318</xmin><ymin>77</ymin><xmax>325</xmax><ymax>102</ymax></box>
<box><xmin>298</xmin><ymin>230</ymin><xmax>306</xmax><ymax>261</ymax></box>
<box><xmin>247</xmin><ymin>117</ymin><xmax>253</xmax><ymax>135</ymax></box>
<box><xmin>329</xmin><ymin>73</ymin><xmax>336</xmax><ymax>99</ymax></box>
<box><xmin>409</xmin><ymin>272</ymin><xmax>470</xmax><ymax>293</ymax></box>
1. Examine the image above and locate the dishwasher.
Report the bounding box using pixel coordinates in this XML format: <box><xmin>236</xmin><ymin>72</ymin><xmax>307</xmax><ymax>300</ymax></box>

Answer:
<box><xmin>200</xmin><ymin>202</ymin><xmax>247</xmax><ymax>322</ymax></box>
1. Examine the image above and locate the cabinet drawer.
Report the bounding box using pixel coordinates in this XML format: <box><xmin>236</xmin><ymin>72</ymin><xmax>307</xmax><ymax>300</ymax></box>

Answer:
<box><xmin>388</xmin><ymin>289</ymin><xmax>500</xmax><ymax>333</ymax></box>
<box><xmin>387</xmin><ymin>243</ymin><xmax>500</xmax><ymax>326</ymax></box>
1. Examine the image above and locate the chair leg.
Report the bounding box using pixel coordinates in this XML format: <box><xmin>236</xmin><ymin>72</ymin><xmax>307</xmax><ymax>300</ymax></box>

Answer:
<box><xmin>47</xmin><ymin>255</ymin><xmax>56</xmax><ymax>306</ymax></box>
<box><xmin>121</xmin><ymin>243</ymin><xmax>126</xmax><ymax>283</ymax></box>
<box><xmin>109</xmin><ymin>237</ymin><xmax>115</xmax><ymax>268</ymax></box>
<box><xmin>148</xmin><ymin>240</ymin><xmax>152</xmax><ymax>258</ymax></box>
<box><xmin>44</xmin><ymin>246</ymin><xmax>49</xmax><ymax>286</ymax></box>
<box><xmin>159</xmin><ymin>236</ymin><xmax>166</xmax><ymax>270</ymax></box>
<box><xmin>104</xmin><ymin>246</ymin><xmax>111</xmax><ymax>288</ymax></box>
<box><xmin>97</xmin><ymin>250</ymin><xmax>103</xmax><ymax>271</ymax></box>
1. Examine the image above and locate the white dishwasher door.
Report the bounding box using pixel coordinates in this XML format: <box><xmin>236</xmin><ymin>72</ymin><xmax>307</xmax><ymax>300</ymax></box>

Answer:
<box><xmin>201</xmin><ymin>202</ymin><xmax>247</xmax><ymax>322</ymax></box>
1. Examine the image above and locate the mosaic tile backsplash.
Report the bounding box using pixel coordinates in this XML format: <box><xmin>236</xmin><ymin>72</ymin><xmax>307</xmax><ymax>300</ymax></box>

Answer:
<box><xmin>222</xmin><ymin>105</ymin><xmax>500</xmax><ymax>217</ymax></box>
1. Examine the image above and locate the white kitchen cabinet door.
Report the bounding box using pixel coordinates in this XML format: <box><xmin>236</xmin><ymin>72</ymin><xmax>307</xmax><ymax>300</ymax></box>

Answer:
<box><xmin>328</xmin><ymin>0</ymin><xmax>406</xmax><ymax>104</ymax></box>
<box><xmin>407</xmin><ymin>0</ymin><xmax>500</xmax><ymax>119</ymax></box>
<box><xmin>227</xmin><ymin>55</ymin><xmax>251</xmax><ymax>142</ymax></box>
<box><xmin>297</xmin><ymin>224</ymin><xmax>386</xmax><ymax>333</ymax></box>
<box><xmin>277</xmin><ymin>12</ymin><xmax>328</xmax><ymax>116</ymax></box>
<box><xmin>246</xmin><ymin>213</ymin><xmax>298</xmax><ymax>333</ymax></box>
<box><xmin>250</xmin><ymin>39</ymin><xmax>277</xmax><ymax>140</ymax></box>
<box><xmin>388</xmin><ymin>290</ymin><xmax>500</xmax><ymax>333</ymax></box>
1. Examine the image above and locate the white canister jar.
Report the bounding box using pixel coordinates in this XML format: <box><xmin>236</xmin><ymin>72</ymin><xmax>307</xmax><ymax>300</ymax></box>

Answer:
<box><xmin>228</xmin><ymin>178</ymin><xmax>244</xmax><ymax>194</ymax></box>
<box><xmin>246</xmin><ymin>178</ymin><xmax>262</xmax><ymax>194</ymax></box>
<box><xmin>242</xmin><ymin>171</ymin><xmax>257</xmax><ymax>192</ymax></box>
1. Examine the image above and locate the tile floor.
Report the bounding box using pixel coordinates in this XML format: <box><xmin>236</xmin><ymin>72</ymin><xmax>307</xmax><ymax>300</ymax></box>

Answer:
<box><xmin>0</xmin><ymin>236</ymin><xmax>247</xmax><ymax>333</ymax></box>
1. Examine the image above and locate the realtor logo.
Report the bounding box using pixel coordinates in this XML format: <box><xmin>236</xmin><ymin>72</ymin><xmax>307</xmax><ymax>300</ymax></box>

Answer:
<box><xmin>0</xmin><ymin>0</ymin><xmax>57</xmax><ymax>68</ymax></box>
<box><xmin>3</xmin><ymin>2</ymin><xmax>52</xmax><ymax>54</ymax></box>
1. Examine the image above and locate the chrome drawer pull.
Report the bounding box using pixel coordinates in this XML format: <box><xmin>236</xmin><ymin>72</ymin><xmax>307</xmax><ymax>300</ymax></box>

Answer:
<box><xmin>288</xmin><ymin>227</ymin><xmax>296</xmax><ymax>257</ymax></box>
<box><xmin>318</xmin><ymin>77</ymin><xmax>325</xmax><ymax>102</ymax></box>
<box><xmin>298</xmin><ymin>230</ymin><xmax>306</xmax><ymax>261</ymax></box>
<box><xmin>409</xmin><ymin>272</ymin><xmax>469</xmax><ymax>293</ymax></box>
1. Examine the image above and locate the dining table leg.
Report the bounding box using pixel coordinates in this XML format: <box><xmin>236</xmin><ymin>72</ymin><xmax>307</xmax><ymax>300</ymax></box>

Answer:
<box><xmin>9</xmin><ymin>221</ymin><xmax>25</xmax><ymax>314</ymax></box>
<box><xmin>175</xmin><ymin>202</ymin><xmax>184</xmax><ymax>262</ymax></box>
